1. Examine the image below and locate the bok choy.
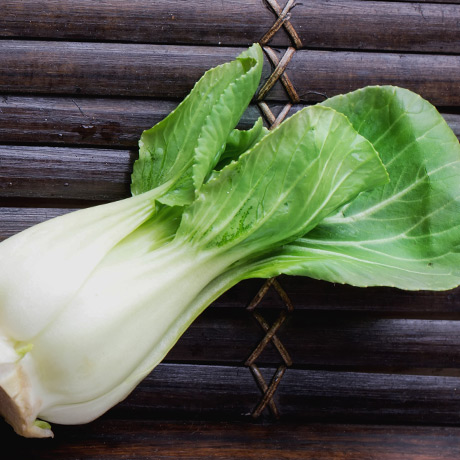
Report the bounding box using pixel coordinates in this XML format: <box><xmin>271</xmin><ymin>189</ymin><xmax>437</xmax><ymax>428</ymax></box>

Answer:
<box><xmin>0</xmin><ymin>43</ymin><xmax>459</xmax><ymax>438</ymax></box>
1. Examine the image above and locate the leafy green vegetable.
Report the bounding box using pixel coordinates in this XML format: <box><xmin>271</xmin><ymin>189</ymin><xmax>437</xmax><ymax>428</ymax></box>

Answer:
<box><xmin>176</xmin><ymin>105</ymin><xmax>388</xmax><ymax>254</ymax></box>
<box><xmin>0</xmin><ymin>44</ymin><xmax>264</xmax><ymax>438</ymax></box>
<box><xmin>243</xmin><ymin>87</ymin><xmax>460</xmax><ymax>290</ymax></box>
<box><xmin>25</xmin><ymin>104</ymin><xmax>386</xmax><ymax>429</ymax></box>
<box><xmin>1</xmin><ymin>46</ymin><xmax>459</xmax><ymax>440</ymax></box>
<box><xmin>131</xmin><ymin>44</ymin><xmax>264</xmax><ymax>206</ymax></box>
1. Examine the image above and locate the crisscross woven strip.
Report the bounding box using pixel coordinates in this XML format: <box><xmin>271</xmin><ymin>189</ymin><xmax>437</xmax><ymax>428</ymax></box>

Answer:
<box><xmin>260</xmin><ymin>0</ymin><xmax>302</xmax><ymax>48</ymax></box>
<box><xmin>257</xmin><ymin>0</ymin><xmax>302</xmax><ymax>128</ymax></box>
<box><xmin>246</xmin><ymin>279</ymin><xmax>294</xmax><ymax>418</ymax></box>
<box><xmin>244</xmin><ymin>0</ymin><xmax>303</xmax><ymax>419</ymax></box>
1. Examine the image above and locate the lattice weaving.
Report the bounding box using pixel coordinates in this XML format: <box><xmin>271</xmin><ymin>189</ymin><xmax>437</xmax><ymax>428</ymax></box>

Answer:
<box><xmin>245</xmin><ymin>0</ymin><xmax>303</xmax><ymax>418</ymax></box>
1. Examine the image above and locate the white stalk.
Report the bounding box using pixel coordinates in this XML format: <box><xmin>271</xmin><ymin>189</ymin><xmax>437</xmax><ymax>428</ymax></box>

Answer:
<box><xmin>0</xmin><ymin>186</ymin><xmax>169</xmax><ymax>341</ymax></box>
<box><xmin>0</xmin><ymin>238</ymin><xmax>240</xmax><ymax>437</ymax></box>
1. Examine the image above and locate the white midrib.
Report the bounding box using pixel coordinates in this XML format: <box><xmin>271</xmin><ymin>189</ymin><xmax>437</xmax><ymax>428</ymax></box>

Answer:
<box><xmin>290</xmin><ymin>246</ymin><xmax>454</xmax><ymax>277</ymax></box>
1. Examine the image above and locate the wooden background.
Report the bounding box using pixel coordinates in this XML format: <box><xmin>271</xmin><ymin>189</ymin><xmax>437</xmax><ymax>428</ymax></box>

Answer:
<box><xmin>1</xmin><ymin>0</ymin><xmax>460</xmax><ymax>458</ymax></box>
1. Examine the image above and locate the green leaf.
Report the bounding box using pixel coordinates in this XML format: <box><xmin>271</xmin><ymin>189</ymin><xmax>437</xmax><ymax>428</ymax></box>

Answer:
<box><xmin>217</xmin><ymin>117</ymin><xmax>268</xmax><ymax>168</ymax></box>
<box><xmin>206</xmin><ymin>118</ymin><xmax>268</xmax><ymax>182</ymax></box>
<box><xmin>247</xmin><ymin>86</ymin><xmax>460</xmax><ymax>290</ymax></box>
<box><xmin>174</xmin><ymin>105</ymin><xmax>388</xmax><ymax>257</ymax></box>
<box><xmin>131</xmin><ymin>44</ymin><xmax>264</xmax><ymax>206</ymax></box>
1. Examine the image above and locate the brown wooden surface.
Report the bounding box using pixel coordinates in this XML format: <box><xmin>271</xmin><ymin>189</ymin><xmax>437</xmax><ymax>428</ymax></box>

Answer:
<box><xmin>1</xmin><ymin>0</ymin><xmax>460</xmax><ymax>456</ymax></box>
<box><xmin>0</xmin><ymin>96</ymin><xmax>259</xmax><ymax>147</ymax></box>
<box><xmin>111</xmin><ymin>363</ymin><xmax>460</xmax><ymax>424</ymax></box>
<box><xmin>166</xmin><ymin>309</ymin><xmax>460</xmax><ymax>369</ymax></box>
<box><xmin>1</xmin><ymin>41</ymin><xmax>459</xmax><ymax>105</ymax></box>
<box><xmin>0</xmin><ymin>145</ymin><xmax>133</xmax><ymax>200</ymax></box>
<box><xmin>0</xmin><ymin>97</ymin><xmax>458</xmax><ymax>149</ymax></box>
<box><xmin>1</xmin><ymin>419</ymin><xmax>460</xmax><ymax>460</ymax></box>
<box><xmin>1</xmin><ymin>0</ymin><xmax>459</xmax><ymax>53</ymax></box>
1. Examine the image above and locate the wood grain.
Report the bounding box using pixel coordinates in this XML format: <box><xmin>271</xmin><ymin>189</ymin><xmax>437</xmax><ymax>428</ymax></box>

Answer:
<box><xmin>287</xmin><ymin>50</ymin><xmax>460</xmax><ymax>105</ymax></box>
<box><xmin>110</xmin><ymin>363</ymin><xmax>460</xmax><ymax>425</ymax></box>
<box><xmin>288</xmin><ymin>1</ymin><xmax>460</xmax><ymax>53</ymax></box>
<box><xmin>0</xmin><ymin>96</ymin><xmax>458</xmax><ymax>148</ymax></box>
<box><xmin>166</xmin><ymin>308</ymin><xmax>460</xmax><ymax>368</ymax></box>
<box><xmin>2</xmin><ymin>419</ymin><xmax>459</xmax><ymax>460</ymax></box>
<box><xmin>1</xmin><ymin>1</ymin><xmax>459</xmax><ymax>53</ymax></box>
<box><xmin>1</xmin><ymin>41</ymin><xmax>459</xmax><ymax>106</ymax></box>
<box><xmin>216</xmin><ymin>276</ymin><xmax>460</xmax><ymax>314</ymax></box>
<box><xmin>0</xmin><ymin>145</ymin><xmax>134</xmax><ymax>200</ymax></box>
<box><xmin>0</xmin><ymin>96</ymin><xmax>260</xmax><ymax>147</ymax></box>
<box><xmin>0</xmin><ymin>96</ymin><xmax>175</xmax><ymax>147</ymax></box>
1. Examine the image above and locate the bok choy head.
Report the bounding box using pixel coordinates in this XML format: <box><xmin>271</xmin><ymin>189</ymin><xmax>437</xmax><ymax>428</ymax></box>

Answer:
<box><xmin>0</xmin><ymin>44</ymin><xmax>264</xmax><ymax>438</ymax></box>
<box><xmin>0</xmin><ymin>44</ymin><xmax>459</xmax><ymax>439</ymax></box>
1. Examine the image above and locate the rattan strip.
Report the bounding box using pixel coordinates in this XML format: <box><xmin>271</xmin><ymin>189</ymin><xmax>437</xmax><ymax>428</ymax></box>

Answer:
<box><xmin>245</xmin><ymin>0</ymin><xmax>302</xmax><ymax>419</ymax></box>
<box><xmin>245</xmin><ymin>277</ymin><xmax>296</xmax><ymax>417</ymax></box>
<box><xmin>250</xmin><ymin>364</ymin><xmax>287</xmax><ymax>419</ymax></box>
<box><xmin>257</xmin><ymin>46</ymin><xmax>299</xmax><ymax>103</ymax></box>
<box><xmin>245</xmin><ymin>311</ymin><xmax>293</xmax><ymax>367</ymax></box>
<box><xmin>261</xmin><ymin>0</ymin><xmax>303</xmax><ymax>48</ymax></box>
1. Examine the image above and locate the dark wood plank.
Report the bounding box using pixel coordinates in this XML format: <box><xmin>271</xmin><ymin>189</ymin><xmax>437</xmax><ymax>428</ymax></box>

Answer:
<box><xmin>108</xmin><ymin>363</ymin><xmax>460</xmax><ymax>425</ymax></box>
<box><xmin>167</xmin><ymin>308</ymin><xmax>460</xmax><ymax>368</ymax></box>
<box><xmin>0</xmin><ymin>96</ymin><xmax>176</xmax><ymax>147</ymax></box>
<box><xmin>287</xmin><ymin>50</ymin><xmax>460</xmax><ymax>105</ymax></box>
<box><xmin>0</xmin><ymin>145</ymin><xmax>134</xmax><ymax>200</ymax></box>
<box><xmin>289</xmin><ymin>1</ymin><xmax>460</xmax><ymax>54</ymax></box>
<box><xmin>194</xmin><ymin>275</ymin><xmax>460</xmax><ymax>314</ymax></box>
<box><xmin>215</xmin><ymin>277</ymin><xmax>460</xmax><ymax>313</ymax></box>
<box><xmin>0</xmin><ymin>96</ymin><xmax>260</xmax><ymax>147</ymax></box>
<box><xmin>0</xmin><ymin>42</ymin><xmax>246</xmax><ymax>99</ymax></box>
<box><xmin>268</xmin><ymin>276</ymin><xmax>460</xmax><ymax>313</ymax></box>
<box><xmin>0</xmin><ymin>0</ymin><xmax>286</xmax><ymax>47</ymax></box>
<box><xmin>1</xmin><ymin>42</ymin><xmax>459</xmax><ymax>106</ymax></box>
<box><xmin>0</xmin><ymin>97</ymin><xmax>458</xmax><ymax>148</ymax></box>
<box><xmin>232</xmin><ymin>276</ymin><xmax>460</xmax><ymax>314</ymax></box>
<box><xmin>1</xmin><ymin>1</ymin><xmax>459</xmax><ymax>53</ymax></box>
<box><xmin>2</xmin><ymin>419</ymin><xmax>460</xmax><ymax>460</ymax></box>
